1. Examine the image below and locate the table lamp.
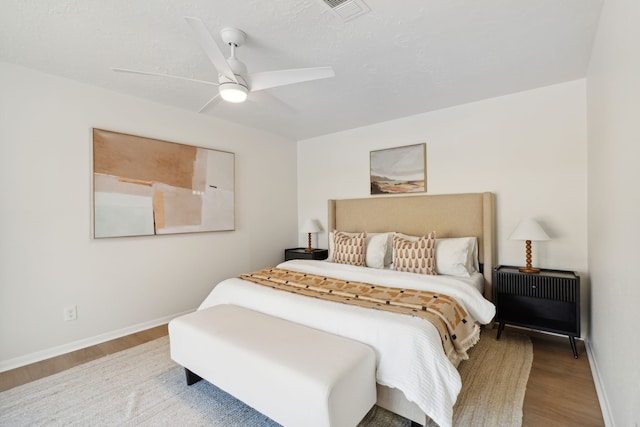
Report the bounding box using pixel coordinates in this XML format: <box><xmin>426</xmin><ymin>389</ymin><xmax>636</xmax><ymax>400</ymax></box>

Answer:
<box><xmin>301</xmin><ymin>219</ymin><xmax>323</xmax><ymax>252</ymax></box>
<box><xmin>509</xmin><ymin>218</ymin><xmax>550</xmax><ymax>274</ymax></box>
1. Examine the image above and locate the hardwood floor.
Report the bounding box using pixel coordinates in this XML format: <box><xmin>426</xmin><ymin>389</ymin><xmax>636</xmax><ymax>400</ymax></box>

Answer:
<box><xmin>515</xmin><ymin>327</ymin><xmax>605</xmax><ymax>427</ymax></box>
<box><xmin>0</xmin><ymin>324</ymin><xmax>167</xmax><ymax>393</ymax></box>
<box><xmin>0</xmin><ymin>324</ymin><xmax>604</xmax><ymax>426</ymax></box>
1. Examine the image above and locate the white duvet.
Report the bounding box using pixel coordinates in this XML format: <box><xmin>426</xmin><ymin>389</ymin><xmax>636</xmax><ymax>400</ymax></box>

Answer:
<box><xmin>199</xmin><ymin>260</ymin><xmax>495</xmax><ymax>427</ymax></box>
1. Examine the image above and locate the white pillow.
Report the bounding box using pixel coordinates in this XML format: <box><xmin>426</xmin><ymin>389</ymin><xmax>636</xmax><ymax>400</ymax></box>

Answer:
<box><xmin>328</xmin><ymin>231</ymin><xmax>393</xmax><ymax>269</ymax></box>
<box><xmin>435</xmin><ymin>237</ymin><xmax>478</xmax><ymax>277</ymax></box>
<box><xmin>366</xmin><ymin>233</ymin><xmax>393</xmax><ymax>269</ymax></box>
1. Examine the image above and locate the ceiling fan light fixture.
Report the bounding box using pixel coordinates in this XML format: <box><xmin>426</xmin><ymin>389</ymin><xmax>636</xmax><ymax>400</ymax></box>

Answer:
<box><xmin>219</xmin><ymin>82</ymin><xmax>248</xmax><ymax>103</ymax></box>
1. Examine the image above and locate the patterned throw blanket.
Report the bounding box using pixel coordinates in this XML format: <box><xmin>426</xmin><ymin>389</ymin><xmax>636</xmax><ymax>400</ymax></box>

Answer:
<box><xmin>239</xmin><ymin>267</ymin><xmax>481</xmax><ymax>366</ymax></box>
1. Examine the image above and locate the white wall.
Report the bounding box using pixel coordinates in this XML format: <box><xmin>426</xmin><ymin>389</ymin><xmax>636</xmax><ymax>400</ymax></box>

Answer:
<box><xmin>297</xmin><ymin>80</ymin><xmax>589</xmax><ymax>331</ymax></box>
<box><xmin>0</xmin><ymin>61</ymin><xmax>298</xmax><ymax>369</ymax></box>
<box><xmin>587</xmin><ymin>0</ymin><xmax>640</xmax><ymax>425</ymax></box>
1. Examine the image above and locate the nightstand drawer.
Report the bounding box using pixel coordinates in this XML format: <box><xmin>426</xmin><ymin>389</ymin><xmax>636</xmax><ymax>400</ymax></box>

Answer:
<box><xmin>495</xmin><ymin>272</ymin><xmax>578</xmax><ymax>302</ymax></box>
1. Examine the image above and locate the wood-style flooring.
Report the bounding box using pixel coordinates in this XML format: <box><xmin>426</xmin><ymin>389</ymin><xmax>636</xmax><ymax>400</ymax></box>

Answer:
<box><xmin>0</xmin><ymin>324</ymin><xmax>168</xmax><ymax>393</ymax></box>
<box><xmin>514</xmin><ymin>327</ymin><xmax>605</xmax><ymax>427</ymax></box>
<box><xmin>0</xmin><ymin>324</ymin><xmax>605</xmax><ymax>426</ymax></box>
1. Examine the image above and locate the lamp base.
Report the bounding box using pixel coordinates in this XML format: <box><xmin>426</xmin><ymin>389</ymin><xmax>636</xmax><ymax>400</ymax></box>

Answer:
<box><xmin>305</xmin><ymin>232</ymin><xmax>314</xmax><ymax>252</ymax></box>
<box><xmin>519</xmin><ymin>240</ymin><xmax>540</xmax><ymax>273</ymax></box>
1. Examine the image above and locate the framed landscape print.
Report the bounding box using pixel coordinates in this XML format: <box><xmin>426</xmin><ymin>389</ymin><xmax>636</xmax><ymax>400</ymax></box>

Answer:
<box><xmin>370</xmin><ymin>143</ymin><xmax>426</xmax><ymax>194</ymax></box>
<box><xmin>92</xmin><ymin>129</ymin><xmax>234</xmax><ymax>238</ymax></box>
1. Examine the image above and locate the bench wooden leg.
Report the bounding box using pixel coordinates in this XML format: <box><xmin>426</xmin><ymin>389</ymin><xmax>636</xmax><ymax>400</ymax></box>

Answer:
<box><xmin>185</xmin><ymin>368</ymin><xmax>202</xmax><ymax>385</ymax></box>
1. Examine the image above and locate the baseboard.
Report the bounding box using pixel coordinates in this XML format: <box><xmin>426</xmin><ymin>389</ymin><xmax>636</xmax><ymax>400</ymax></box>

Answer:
<box><xmin>585</xmin><ymin>339</ymin><xmax>615</xmax><ymax>427</ymax></box>
<box><xmin>0</xmin><ymin>310</ymin><xmax>194</xmax><ymax>372</ymax></box>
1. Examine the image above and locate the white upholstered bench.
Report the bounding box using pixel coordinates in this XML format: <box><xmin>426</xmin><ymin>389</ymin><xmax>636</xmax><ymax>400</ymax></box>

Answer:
<box><xmin>168</xmin><ymin>304</ymin><xmax>377</xmax><ymax>427</ymax></box>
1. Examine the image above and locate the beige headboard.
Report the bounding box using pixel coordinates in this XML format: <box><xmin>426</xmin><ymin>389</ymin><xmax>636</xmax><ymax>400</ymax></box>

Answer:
<box><xmin>328</xmin><ymin>192</ymin><xmax>496</xmax><ymax>301</ymax></box>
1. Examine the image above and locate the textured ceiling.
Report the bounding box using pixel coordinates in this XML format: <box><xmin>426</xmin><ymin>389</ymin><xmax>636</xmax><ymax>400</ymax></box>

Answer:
<box><xmin>0</xmin><ymin>0</ymin><xmax>603</xmax><ymax>140</ymax></box>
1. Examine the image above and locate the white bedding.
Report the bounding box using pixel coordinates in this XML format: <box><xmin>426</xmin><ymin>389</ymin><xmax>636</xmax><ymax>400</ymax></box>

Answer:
<box><xmin>198</xmin><ymin>260</ymin><xmax>495</xmax><ymax>427</ymax></box>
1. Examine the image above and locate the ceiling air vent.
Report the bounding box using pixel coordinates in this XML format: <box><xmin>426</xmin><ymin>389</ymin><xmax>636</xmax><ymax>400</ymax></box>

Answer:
<box><xmin>321</xmin><ymin>0</ymin><xmax>370</xmax><ymax>22</ymax></box>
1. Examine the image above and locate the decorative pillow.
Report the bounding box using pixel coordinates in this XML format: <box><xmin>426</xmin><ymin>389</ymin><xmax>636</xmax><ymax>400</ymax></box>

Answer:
<box><xmin>327</xmin><ymin>230</ymin><xmax>340</xmax><ymax>261</ymax></box>
<box><xmin>435</xmin><ymin>237</ymin><xmax>478</xmax><ymax>277</ymax></box>
<box><xmin>390</xmin><ymin>232</ymin><xmax>419</xmax><ymax>263</ymax></box>
<box><xmin>328</xmin><ymin>231</ymin><xmax>393</xmax><ymax>268</ymax></box>
<box><xmin>332</xmin><ymin>231</ymin><xmax>366</xmax><ymax>266</ymax></box>
<box><xmin>393</xmin><ymin>232</ymin><xmax>437</xmax><ymax>275</ymax></box>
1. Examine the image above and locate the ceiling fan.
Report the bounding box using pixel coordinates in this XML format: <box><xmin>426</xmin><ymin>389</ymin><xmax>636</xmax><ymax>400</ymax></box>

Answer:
<box><xmin>112</xmin><ymin>17</ymin><xmax>335</xmax><ymax>112</ymax></box>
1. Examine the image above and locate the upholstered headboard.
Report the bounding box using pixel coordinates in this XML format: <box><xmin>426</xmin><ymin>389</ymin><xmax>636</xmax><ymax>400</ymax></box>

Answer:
<box><xmin>328</xmin><ymin>192</ymin><xmax>496</xmax><ymax>301</ymax></box>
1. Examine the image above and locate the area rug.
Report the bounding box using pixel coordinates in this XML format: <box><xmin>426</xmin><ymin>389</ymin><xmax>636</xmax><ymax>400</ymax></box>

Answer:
<box><xmin>0</xmin><ymin>329</ymin><xmax>532</xmax><ymax>427</ymax></box>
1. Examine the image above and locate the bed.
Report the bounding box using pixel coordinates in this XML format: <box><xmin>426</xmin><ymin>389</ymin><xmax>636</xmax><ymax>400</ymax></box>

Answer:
<box><xmin>198</xmin><ymin>192</ymin><xmax>496</xmax><ymax>427</ymax></box>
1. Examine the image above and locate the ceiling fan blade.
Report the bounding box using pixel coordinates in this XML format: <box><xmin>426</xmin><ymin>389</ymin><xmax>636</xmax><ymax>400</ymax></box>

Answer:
<box><xmin>250</xmin><ymin>91</ymin><xmax>298</xmax><ymax>115</ymax></box>
<box><xmin>184</xmin><ymin>17</ymin><xmax>237</xmax><ymax>83</ymax></box>
<box><xmin>111</xmin><ymin>68</ymin><xmax>218</xmax><ymax>86</ymax></box>
<box><xmin>248</xmin><ymin>66</ymin><xmax>335</xmax><ymax>92</ymax></box>
<box><xmin>198</xmin><ymin>94</ymin><xmax>221</xmax><ymax>113</ymax></box>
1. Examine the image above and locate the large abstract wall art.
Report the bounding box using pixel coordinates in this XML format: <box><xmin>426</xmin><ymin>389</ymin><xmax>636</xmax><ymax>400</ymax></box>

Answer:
<box><xmin>92</xmin><ymin>129</ymin><xmax>234</xmax><ymax>238</ymax></box>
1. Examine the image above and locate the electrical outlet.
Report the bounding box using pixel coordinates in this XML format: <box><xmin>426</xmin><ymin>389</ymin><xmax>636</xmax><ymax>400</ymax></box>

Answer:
<box><xmin>64</xmin><ymin>305</ymin><xmax>77</xmax><ymax>321</ymax></box>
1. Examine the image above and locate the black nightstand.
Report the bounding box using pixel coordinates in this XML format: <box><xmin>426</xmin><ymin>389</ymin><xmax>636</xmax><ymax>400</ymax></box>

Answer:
<box><xmin>284</xmin><ymin>248</ymin><xmax>329</xmax><ymax>261</ymax></box>
<box><xmin>494</xmin><ymin>265</ymin><xmax>580</xmax><ymax>358</ymax></box>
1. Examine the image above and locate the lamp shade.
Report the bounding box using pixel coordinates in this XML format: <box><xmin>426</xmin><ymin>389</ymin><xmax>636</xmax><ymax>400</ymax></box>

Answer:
<box><xmin>509</xmin><ymin>218</ymin><xmax>550</xmax><ymax>241</ymax></box>
<box><xmin>300</xmin><ymin>219</ymin><xmax>323</xmax><ymax>234</ymax></box>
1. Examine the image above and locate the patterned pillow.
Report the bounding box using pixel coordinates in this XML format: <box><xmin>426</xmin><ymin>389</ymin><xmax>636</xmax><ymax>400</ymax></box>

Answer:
<box><xmin>332</xmin><ymin>231</ymin><xmax>366</xmax><ymax>266</ymax></box>
<box><xmin>393</xmin><ymin>232</ymin><xmax>437</xmax><ymax>275</ymax></box>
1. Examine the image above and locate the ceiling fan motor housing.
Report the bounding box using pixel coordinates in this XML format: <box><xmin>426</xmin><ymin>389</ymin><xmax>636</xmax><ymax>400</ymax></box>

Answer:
<box><xmin>218</xmin><ymin>60</ymin><xmax>248</xmax><ymax>103</ymax></box>
<box><xmin>217</xmin><ymin>56</ymin><xmax>248</xmax><ymax>102</ymax></box>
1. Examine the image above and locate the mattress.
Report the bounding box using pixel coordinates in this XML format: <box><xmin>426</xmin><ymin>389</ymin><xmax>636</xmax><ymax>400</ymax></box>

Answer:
<box><xmin>198</xmin><ymin>259</ymin><xmax>495</xmax><ymax>427</ymax></box>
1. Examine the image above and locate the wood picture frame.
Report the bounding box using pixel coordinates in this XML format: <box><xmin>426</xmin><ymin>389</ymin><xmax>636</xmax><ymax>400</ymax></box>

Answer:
<box><xmin>92</xmin><ymin>129</ymin><xmax>234</xmax><ymax>238</ymax></box>
<box><xmin>370</xmin><ymin>143</ymin><xmax>426</xmax><ymax>195</ymax></box>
